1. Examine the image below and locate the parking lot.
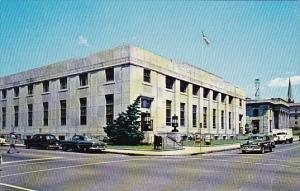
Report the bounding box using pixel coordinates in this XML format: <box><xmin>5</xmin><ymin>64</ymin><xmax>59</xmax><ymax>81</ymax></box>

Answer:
<box><xmin>1</xmin><ymin>142</ymin><xmax>300</xmax><ymax>191</ymax></box>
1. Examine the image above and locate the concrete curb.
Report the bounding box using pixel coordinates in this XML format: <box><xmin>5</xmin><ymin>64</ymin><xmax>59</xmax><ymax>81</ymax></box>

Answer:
<box><xmin>103</xmin><ymin>145</ymin><xmax>241</xmax><ymax>156</ymax></box>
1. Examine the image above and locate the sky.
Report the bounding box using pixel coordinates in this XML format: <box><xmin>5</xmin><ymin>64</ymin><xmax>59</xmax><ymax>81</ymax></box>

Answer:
<box><xmin>0</xmin><ymin>1</ymin><xmax>299</xmax><ymax>101</ymax></box>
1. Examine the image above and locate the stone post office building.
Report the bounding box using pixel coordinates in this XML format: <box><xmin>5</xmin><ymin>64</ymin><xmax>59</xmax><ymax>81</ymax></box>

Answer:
<box><xmin>0</xmin><ymin>45</ymin><xmax>246</xmax><ymax>142</ymax></box>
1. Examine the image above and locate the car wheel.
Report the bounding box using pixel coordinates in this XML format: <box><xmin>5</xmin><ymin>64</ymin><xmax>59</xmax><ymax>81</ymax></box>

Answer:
<box><xmin>289</xmin><ymin>139</ymin><xmax>293</xmax><ymax>144</ymax></box>
<box><xmin>260</xmin><ymin>147</ymin><xmax>265</xmax><ymax>154</ymax></box>
<box><xmin>242</xmin><ymin>150</ymin><xmax>246</xmax><ymax>154</ymax></box>
<box><xmin>269</xmin><ymin>146</ymin><xmax>272</xmax><ymax>152</ymax></box>
<box><xmin>62</xmin><ymin>146</ymin><xmax>68</xmax><ymax>151</ymax></box>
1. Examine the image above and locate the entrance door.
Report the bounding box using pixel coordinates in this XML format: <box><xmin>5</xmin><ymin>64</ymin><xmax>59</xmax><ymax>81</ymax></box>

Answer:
<box><xmin>252</xmin><ymin>120</ymin><xmax>260</xmax><ymax>134</ymax></box>
<box><xmin>141</xmin><ymin>112</ymin><xmax>152</xmax><ymax>131</ymax></box>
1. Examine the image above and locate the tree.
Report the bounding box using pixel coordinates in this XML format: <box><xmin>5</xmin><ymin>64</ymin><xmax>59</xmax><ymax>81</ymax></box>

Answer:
<box><xmin>104</xmin><ymin>96</ymin><xmax>144</xmax><ymax>145</ymax></box>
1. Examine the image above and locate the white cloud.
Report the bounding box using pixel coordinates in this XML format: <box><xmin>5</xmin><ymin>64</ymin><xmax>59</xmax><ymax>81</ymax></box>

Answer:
<box><xmin>78</xmin><ymin>35</ymin><xmax>89</xmax><ymax>46</ymax></box>
<box><xmin>267</xmin><ymin>75</ymin><xmax>300</xmax><ymax>87</ymax></box>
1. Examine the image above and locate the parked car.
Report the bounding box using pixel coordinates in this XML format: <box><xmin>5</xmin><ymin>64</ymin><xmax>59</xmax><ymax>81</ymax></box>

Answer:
<box><xmin>60</xmin><ymin>135</ymin><xmax>106</xmax><ymax>152</ymax></box>
<box><xmin>24</xmin><ymin>134</ymin><xmax>60</xmax><ymax>150</ymax></box>
<box><xmin>240</xmin><ymin>134</ymin><xmax>273</xmax><ymax>154</ymax></box>
<box><xmin>273</xmin><ymin>128</ymin><xmax>293</xmax><ymax>144</ymax></box>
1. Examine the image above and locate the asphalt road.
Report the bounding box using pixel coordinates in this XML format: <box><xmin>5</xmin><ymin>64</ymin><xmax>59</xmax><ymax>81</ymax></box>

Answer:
<box><xmin>0</xmin><ymin>142</ymin><xmax>300</xmax><ymax>191</ymax></box>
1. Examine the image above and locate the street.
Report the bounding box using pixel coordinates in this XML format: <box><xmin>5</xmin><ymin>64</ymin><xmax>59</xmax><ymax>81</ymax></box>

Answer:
<box><xmin>1</xmin><ymin>142</ymin><xmax>300</xmax><ymax>191</ymax></box>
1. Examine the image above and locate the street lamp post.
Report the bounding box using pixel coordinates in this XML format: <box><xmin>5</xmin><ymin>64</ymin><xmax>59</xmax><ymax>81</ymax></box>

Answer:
<box><xmin>171</xmin><ymin>115</ymin><xmax>178</xmax><ymax>132</ymax></box>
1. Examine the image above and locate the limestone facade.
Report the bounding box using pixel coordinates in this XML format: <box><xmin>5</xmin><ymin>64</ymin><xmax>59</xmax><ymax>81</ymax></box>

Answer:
<box><xmin>0</xmin><ymin>45</ymin><xmax>246</xmax><ymax>141</ymax></box>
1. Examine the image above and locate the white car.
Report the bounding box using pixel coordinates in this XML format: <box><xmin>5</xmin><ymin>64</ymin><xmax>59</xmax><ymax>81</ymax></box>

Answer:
<box><xmin>273</xmin><ymin>128</ymin><xmax>293</xmax><ymax>144</ymax></box>
<box><xmin>0</xmin><ymin>137</ymin><xmax>6</xmax><ymax>145</ymax></box>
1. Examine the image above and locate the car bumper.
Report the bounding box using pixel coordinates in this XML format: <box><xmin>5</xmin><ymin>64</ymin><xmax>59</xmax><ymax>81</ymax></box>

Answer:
<box><xmin>48</xmin><ymin>145</ymin><xmax>60</xmax><ymax>149</ymax></box>
<box><xmin>241</xmin><ymin>146</ymin><xmax>261</xmax><ymax>152</ymax></box>
<box><xmin>89</xmin><ymin>146</ymin><xmax>106</xmax><ymax>151</ymax></box>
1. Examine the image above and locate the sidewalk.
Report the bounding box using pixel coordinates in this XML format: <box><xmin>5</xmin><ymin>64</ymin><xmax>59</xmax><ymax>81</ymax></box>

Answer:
<box><xmin>104</xmin><ymin>136</ymin><xmax>300</xmax><ymax>156</ymax></box>
<box><xmin>104</xmin><ymin>144</ymin><xmax>241</xmax><ymax>156</ymax></box>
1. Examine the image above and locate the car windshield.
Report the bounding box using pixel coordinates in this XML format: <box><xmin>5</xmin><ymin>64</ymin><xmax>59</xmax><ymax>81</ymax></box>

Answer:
<box><xmin>249</xmin><ymin>136</ymin><xmax>263</xmax><ymax>141</ymax></box>
<box><xmin>84</xmin><ymin>136</ymin><xmax>98</xmax><ymax>142</ymax></box>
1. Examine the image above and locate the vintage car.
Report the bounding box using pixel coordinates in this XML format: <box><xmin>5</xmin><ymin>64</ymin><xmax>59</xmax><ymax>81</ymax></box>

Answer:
<box><xmin>24</xmin><ymin>134</ymin><xmax>60</xmax><ymax>150</ymax></box>
<box><xmin>60</xmin><ymin>135</ymin><xmax>106</xmax><ymax>152</ymax></box>
<box><xmin>240</xmin><ymin>134</ymin><xmax>273</xmax><ymax>154</ymax></box>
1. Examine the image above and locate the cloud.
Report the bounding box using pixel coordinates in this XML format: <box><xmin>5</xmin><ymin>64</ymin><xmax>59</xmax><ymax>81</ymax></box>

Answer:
<box><xmin>78</xmin><ymin>35</ymin><xmax>89</xmax><ymax>46</ymax></box>
<box><xmin>267</xmin><ymin>75</ymin><xmax>300</xmax><ymax>87</ymax></box>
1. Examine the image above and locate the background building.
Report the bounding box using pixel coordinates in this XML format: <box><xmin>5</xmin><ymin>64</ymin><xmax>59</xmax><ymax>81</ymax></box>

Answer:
<box><xmin>0</xmin><ymin>45</ymin><xmax>246</xmax><ymax>142</ymax></box>
<box><xmin>289</xmin><ymin>103</ymin><xmax>300</xmax><ymax>130</ymax></box>
<box><xmin>246</xmin><ymin>98</ymin><xmax>290</xmax><ymax>134</ymax></box>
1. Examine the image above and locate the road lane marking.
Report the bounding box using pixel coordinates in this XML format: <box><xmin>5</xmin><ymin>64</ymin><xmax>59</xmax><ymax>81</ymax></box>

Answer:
<box><xmin>1</xmin><ymin>157</ymin><xmax>95</xmax><ymax>168</ymax></box>
<box><xmin>199</xmin><ymin>154</ymin><xmax>300</xmax><ymax>163</ymax></box>
<box><xmin>170</xmin><ymin>157</ymin><xmax>300</xmax><ymax>169</ymax></box>
<box><xmin>0</xmin><ymin>158</ymin><xmax>148</xmax><ymax>178</ymax></box>
<box><xmin>2</xmin><ymin>157</ymin><xmax>62</xmax><ymax>165</ymax></box>
<box><xmin>0</xmin><ymin>183</ymin><xmax>36</xmax><ymax>191</ymax></box>
<box><xmin>153</xmin><ymin>156</ymin><xmax>300</xmax><ymax>169</ymax></box>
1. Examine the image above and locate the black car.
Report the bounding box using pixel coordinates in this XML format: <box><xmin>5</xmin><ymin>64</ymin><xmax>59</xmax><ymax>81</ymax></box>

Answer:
<box><xmin>240</xmin><ymin>134</ymin><xmax>273</xmax><ymax>154</ymax></box>
<box><xmin>60</xmin><ymin>135</ymin><xmax>106</xmax><ymax>152</ymax></box>
<box><xmin>25</xmin><ymin>134</ymin><xmax>60</xmax><ymax>150</ymax></box>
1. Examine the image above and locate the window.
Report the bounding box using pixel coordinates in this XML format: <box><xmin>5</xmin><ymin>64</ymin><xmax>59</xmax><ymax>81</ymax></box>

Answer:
<box><xmin>43</xmin><ymin>102</ymin><xmax>48</xmax><ymax>126</ymax></box>
<box><xmin>192</xmin><ymin>85</ymin><xmax>200</xmax><ymax>96</ymax></box>
<box><xmin>2</xmin><ymin>107</ymin><xmax>6</xmax><ymax>128</ymax></box>
<box><xmin>253</xmin><ymin>109</ymin><xmax>259</xmax><ymax>117</ymax></box>
<box><xmin>14</xmin><ymin>87</ymin><xmax>19</xmax><ymax>97</ymax></box>
<box><xmin>80</xmin><ymin>98</ymin><xmax>87</xmax><ymax>125</ymax></box>
<box><xmin>59</xmin><ymin>136</ymin><xmax>65</xmax><ymax>141</ymax></box>
<box><xmin>14</xmin><ymin>106</ymin><xmax>19</xmax><ymax>127</ymax></box>
<box><xmin>105</xmin><ymin>68</ymin><xmax>114</xmax><ymax>81</ymax></box>
<box><xmin>79</xmin><ymin>73</ymin><xmax>88</xmax><ymax>86</ymax></box>
<box><xmin>43</xmin><ymin>81</ymin><xmax>49</xmax><ymax>92</ymax></box>
<box><xmin>28</xmin><ymin>84</ymin><xmax>33</xmax><ymax>95</ymax></box>
<box><xmin>229</xmin><ymin>96</ymin><xmax>233</xmax><ymax>104</ymax></box>
<box><xmin>213</xmin><ymin>91</ymin><xmax>219</xmax><ymax>101</ymax></box>
<box><xmin>141</xmin><ymin>98</ymin><xmax>152</xmax><ymax>108</ymax></box>
<box><xmin>221</xmin><ymin>94</ymin><xmax>226</xmax><ymax>103</ymax></box>
<box><xmin>166</xmin><ymin>100</ymin><xmax>172</xmax><ymax>126</ymax></box>
<box><xmin>203</xmin><ymin>88</ymin><xmax>210</xmax><ymax>99</ymax></box>
<box><xmin>60</xmin><ymin>100</ymin><xmax>66</xmax><ymax>126</ymax></box>
<box><xmin>229</xmin><ymin>112</ymin><xmax>232</xmax><ymax>130</ymax></box>
<box><xmin>143</xmin><ymin>69</ymin><xmax>151</xmax><ymax>83</ymax></box>
<box><xmin>180</xmin><ymin>81</ymin><xmax>188</xmax><ymax>93</ymax></box>
<box><xmin>166</xmin><ymin>76</ymin><xmax>175</xmax><ymax>90</ymax></box>
<box><xmin>180</xmin><ymin>103</ymin><xmax>185</xmax><ymax>126</ymax></box>
<box><xmin>2</xmin><ymin>89</ymin><xmax>7</xmax><ymax>99</ymax></box>
<box><xmin>213</xmin><ymin>109</ymin><xmax>216</xmax><ymax>129</ymax></box>
<box><xmin>60</xmin><ymin>77</ymin><xmax>67</xmax><ymax>89</ymax></box>
<box><xmin>239</xmin><ymin>99</ymin><xmax>242</xmax><ymax>107</ymax></box>
<box><xmin>221</xmin><ymin>110</ymin><xmax>224</xmax><ymax>129</ymax></box>
<box><xmin>192</xmin><ymin>105</ymin><xmax>197</xmax><ymax>127</ymax></box>
<box><xmin>28</xmin><ymin>104</ymin><xmax>33</xmax><ymax>126</ymax></box>
<box><xmin>105</xmin><ymin>94</ymin><xmax>114</xmax><ymax>124</ymax></box>
<box><xmin>203</xmin><ymin>107</ymin><xmax>207</xmax><ymax>128</ymax></box>
<box><xmin>296</xmin><ymin>121</ymin><xmax>298</xmax><ymax>125</ymax></box>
